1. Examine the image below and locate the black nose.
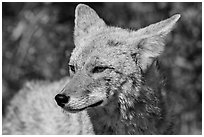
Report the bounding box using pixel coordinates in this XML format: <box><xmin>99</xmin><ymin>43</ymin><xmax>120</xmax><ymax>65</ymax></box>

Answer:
<box><xmin>55</xmin><ymin>94</ymin><xmax>69</xmax><ymax>107</ymax></box>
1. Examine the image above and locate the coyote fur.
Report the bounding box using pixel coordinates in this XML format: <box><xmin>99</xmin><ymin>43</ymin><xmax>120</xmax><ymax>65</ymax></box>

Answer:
<box><xmin>3</xmin><ymin>4</ymin><xmax>180</xmax><ymax>135</ymax></box>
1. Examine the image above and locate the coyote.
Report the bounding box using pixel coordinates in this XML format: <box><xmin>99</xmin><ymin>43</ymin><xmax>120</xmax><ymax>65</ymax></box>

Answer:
<box><xmin>3</xmin><ymin>4</ymin><xmax>180</xmax><ymax>135</ymax></box>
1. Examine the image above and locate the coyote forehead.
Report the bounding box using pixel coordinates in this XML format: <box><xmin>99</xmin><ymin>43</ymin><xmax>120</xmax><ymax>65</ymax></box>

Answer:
<box><xmin>70</xmin><ymin>28</ymin><xmax>141</xmax><ymax>75</ymax></box>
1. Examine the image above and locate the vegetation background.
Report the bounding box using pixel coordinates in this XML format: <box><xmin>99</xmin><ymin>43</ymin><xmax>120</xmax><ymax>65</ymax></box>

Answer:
<box><xmin>2</xmin><ymin>2</ymin><xmax>202</xmax><ymax>134</ymax></box>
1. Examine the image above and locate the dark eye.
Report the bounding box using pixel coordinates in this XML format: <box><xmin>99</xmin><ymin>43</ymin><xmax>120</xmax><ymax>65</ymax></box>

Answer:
<box><xmin>92</xmin><ymin>66</ymin><xmax>109</xmax><ymax>73</ymax></box>
<box><xmin>69</xmin><ymin>65</ymin><xmax>75</xmax><ymax>73</ymax></box>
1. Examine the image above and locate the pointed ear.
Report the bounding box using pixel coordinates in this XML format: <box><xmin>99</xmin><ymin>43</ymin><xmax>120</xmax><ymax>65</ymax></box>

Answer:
<box><xmin>136</xmin><ymin>14</ymin><xmax>180</xmax><ymax>71</ymax></box>
<box><xmin>74</xmin><ymin>4</ymin><xmax>106</xmax><ymax>46</ymax></box>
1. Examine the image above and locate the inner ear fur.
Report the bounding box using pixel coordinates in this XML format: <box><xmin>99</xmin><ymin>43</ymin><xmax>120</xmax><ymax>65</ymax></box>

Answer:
<box><xmin>138</xmin><ymin>35</ymin><xmax>165</xmax><ymax>70</ymax></box>
<box><xmin>135</xmin><ymin>14</ymin><xmax>180</xmax><ymax>71</ymax></box>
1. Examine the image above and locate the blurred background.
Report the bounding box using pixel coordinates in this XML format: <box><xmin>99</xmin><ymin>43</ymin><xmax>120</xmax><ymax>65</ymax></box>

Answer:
<box><xmin>2</xmin><ymin>2</ymin><xmax>202</xmax><ymax>134</ymax></box>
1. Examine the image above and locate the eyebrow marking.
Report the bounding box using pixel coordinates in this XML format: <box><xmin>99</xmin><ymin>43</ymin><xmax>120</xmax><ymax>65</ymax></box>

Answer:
<box><xmin>107</xmin><ymin>40</ymin><xmax>124</xmax><ymax>47</ymax></box>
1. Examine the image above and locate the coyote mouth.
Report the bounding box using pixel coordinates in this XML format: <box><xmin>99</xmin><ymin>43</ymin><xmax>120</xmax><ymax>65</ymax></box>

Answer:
<box><xmin>65</xmin><ymin>100</ymin><xmax>103</xmax><ymax>113</ymax></box>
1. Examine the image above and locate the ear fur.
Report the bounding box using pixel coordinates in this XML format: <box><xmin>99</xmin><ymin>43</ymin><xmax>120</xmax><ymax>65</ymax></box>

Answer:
<box><xmin>74</xmin><ymin>4</ymin><xmax>106</xmax><ymax>46</ymax></box>
<box><xmin>136</xmin><ymin>14</ymin><xmax>180</xmax><ymax>70</ymax></box>
<box><xmin>136</xmin><ymin>14</ymin><xmax>181</xmax><ymax>37</ymax></box>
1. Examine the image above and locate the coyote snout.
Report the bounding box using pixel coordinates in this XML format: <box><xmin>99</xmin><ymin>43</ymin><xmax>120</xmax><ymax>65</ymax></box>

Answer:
<box><xmin>55</xmin><ymin>69</ymin><xmax>108</xmax><ymax>113</ymax></box>
<box><xmin>55</xmin><ymin>90</ymin><xmax>104</xmax><ymax>113</ymax></box>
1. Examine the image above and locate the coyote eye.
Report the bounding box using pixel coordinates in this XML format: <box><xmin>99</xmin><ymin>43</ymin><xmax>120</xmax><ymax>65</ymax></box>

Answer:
<box><xmin>69</xmin><ymin>65</ymin><xmax>75</xmax><ymax>73</ymax></box>
<box><xmin>92</xmin><ymin>66</ymin><xmax>109</xmax><ymax>73</ymax></box>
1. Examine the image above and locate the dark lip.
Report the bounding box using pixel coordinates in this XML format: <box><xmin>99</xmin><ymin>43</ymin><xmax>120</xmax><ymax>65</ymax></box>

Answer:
<box><xmin>64</xmin><ymin>100</ymin><xmax>103</xmax><ymax>113</ymax></box>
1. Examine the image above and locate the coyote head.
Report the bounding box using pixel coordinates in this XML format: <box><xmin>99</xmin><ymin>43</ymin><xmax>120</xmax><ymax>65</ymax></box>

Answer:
<box><xmin>55</xmin><ymin>4</ymin><xmax>180</xmax><ymax>114</ymax></box>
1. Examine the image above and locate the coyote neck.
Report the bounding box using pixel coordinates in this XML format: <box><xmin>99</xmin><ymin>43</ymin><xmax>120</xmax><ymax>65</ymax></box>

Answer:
<box><xmin>119</xmin><ymin>86</ymin><xmax>162</xmax><ymax>135</ymax></box>
<box><xmin>87</xmin><ymin>85</ymin><xmax>163</xmax><ymax>135</ymax></box>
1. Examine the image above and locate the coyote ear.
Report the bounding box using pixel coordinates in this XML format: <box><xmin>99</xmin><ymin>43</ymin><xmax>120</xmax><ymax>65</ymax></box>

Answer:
<box><xmin>74</xmin><ymin>4</ymin><xmax>106</xmax><ymax>46</ymax></box>
<box><xmin>136</xmin><ymin>14</ymin><xmax>180</xmax><ymax>71</ymax></box>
